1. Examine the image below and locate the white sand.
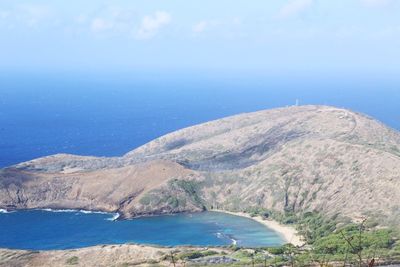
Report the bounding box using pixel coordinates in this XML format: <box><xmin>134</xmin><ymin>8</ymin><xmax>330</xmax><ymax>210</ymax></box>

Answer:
<box><xmin>212</xmin><ymin>210</ymin><xmax>305</xmax><ymax>247</ymax></box>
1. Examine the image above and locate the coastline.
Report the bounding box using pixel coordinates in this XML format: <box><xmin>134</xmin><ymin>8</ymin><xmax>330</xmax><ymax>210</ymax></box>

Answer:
<box><xmin>211</xmin><ymin>209</ymin><xmax>305</xmax><ymax>247</ymax></box>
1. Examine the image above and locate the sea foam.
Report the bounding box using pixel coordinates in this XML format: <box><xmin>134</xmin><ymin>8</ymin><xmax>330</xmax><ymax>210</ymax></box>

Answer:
<box><xmin>215</xmin><ymin>232</ymin><xmax>238</xmax><ymax>245</ymax></box>
<box><xmin>39</xmin><ymin>208</ymin><xmax>111</xmax><ymax>215</ymax></box>
<box><xmin>41</xmin><ymin>208</ymin><xmax>78</xmax><ymax>213</ymax></box>
<box><xmin>106</xmin><ymin>213</ymin><xmax>120</xmax><ymax>221</ymax></box>
<box><xmin>79</xmin><ymin>210</ymin><xmax>109</xmax><ymax>215</ymax></box>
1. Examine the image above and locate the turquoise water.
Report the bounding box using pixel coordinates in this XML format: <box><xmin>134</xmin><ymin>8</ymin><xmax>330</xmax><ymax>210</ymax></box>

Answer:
<box><xmin>0</xmin><ymin>210</ymin><xmax>284</xmax><ymax>250</ymax></box>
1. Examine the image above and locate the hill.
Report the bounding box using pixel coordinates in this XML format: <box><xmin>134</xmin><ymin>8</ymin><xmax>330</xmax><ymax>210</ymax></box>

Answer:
<box><xmin>1</xmin><ymin>105</ymin><xmax>400</xmax><ymax>225</ymax></box>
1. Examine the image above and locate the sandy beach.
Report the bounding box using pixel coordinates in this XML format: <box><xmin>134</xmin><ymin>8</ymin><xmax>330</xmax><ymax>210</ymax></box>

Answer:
<box><xmin>212</xmin><ymin>210</ymin><xmax>304</xmax><ymax>247</ymax></box>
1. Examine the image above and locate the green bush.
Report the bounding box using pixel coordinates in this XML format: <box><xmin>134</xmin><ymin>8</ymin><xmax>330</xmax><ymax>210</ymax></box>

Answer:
<box><xmin>167</xmin><ymin>196</ymin><xmax>179</xmax><ymax>208</ymax></box>
<box><xmin>234</xmin><ymin>249</ymin><xmax>253</xmax><ymax>259</ymax></box>
<box><xmin>169</xmin><ymin>179</ymin><xmax>204</xmax><ymax>207</ymax></box>
<box><xmin>178</xmin><ymin>251</ymin><xmax>203</xmax><ymax>260</ymax></box>
<box><xmin>66</xmin><ymin>256</ymin><xmax>79</xmax><ymax>265</ymax></box>
<box><xmin>202</xmin><ymin>250</ymin><xmax>219</xmax><ymax>257</ymax></box>
<box><xmin>267</xmin><ymin>246</ymin><xmax>285</xmax><ymax>255</ymax></box>
<box><xmin>139</xmin><ymin>194</ymin><xmax>152</xmax><ymax>205</ymax></box>
<box><xmin>228</xmin><ymin>244</ymin><xmax>240</xmax><ymax>251</ymax></box>
<box><xmin>313</xmin><ymin>227</ymin><xmax>395</xmax><ymax>255</ymax></box>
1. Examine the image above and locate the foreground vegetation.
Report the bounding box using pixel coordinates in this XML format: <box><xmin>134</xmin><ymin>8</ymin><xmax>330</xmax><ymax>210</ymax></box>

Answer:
<box><xmin>162</xmin><ymin>209</ymin><xmax>400</xmax><ymax>266</ymax></box>
<box><xmin>250</xmin><ymin>208</ymin><xmax>399</xmax><ymax>266</ymax></box>
<box><xmin>2</xmin><ymin>210</ymin><xmax>399</xmax><ymax>267</ymax></box>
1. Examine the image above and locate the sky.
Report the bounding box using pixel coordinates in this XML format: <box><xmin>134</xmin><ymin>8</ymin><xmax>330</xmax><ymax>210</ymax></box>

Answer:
<box><xmin>0</xmin><ymin>0</ymin><xmax>399</xmax><ymax>75</ymax></box>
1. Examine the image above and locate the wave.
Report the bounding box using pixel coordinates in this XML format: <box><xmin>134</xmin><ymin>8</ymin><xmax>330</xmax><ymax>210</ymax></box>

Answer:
<box><xmin>216</xmin><ymin>232</ymin><xmax>223</xmax><ymax>238</ymax></box>
<box><xmin>41</xmin><ymin>208</ymin><xmax>78</xmax><ymax>213</ymax></box>
<box><xmin>78</xmin><ymin>210</ymin><xmax>109</xmax><ymax>215</ymax></box>
<box><xmin>106</xmin><ymin>213</ymin><xmax>120</xmax><ymax>221</ymax></box>
<box><xmin>215</xmin><ymin>232</ymin><xmax>238</xmax><ymax>245</ymax></box>
<box><xmin>39</xmin><ymin>208</ymin><xmax>111</xmax><ymax>215</ymax></box>
<box><xmin>4</xmin><ymin>208</ymin><xmax>118</xmax><ymax>221</ymax></box>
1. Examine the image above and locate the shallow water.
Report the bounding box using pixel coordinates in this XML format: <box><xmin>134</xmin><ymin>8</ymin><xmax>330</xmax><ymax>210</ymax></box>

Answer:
<box><xmin>0</xmin><ymin>210</ymin><xmax>284</xmax><ymax>250</ymax></box>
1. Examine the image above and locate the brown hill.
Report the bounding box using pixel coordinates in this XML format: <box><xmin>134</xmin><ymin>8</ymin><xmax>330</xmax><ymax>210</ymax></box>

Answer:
<box><xmin>1</xmin><ymin>105</ymin><xmax>400</xmax><ymax>224</ymax></box>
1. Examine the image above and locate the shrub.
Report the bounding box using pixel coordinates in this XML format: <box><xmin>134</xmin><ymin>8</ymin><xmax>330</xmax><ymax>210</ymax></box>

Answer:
<box><xmin>66</xmin><ymin>256</ymin><xmax>79</xmax><ymax>265</ymax></box>
<box><xmin>178</xmin><ymin>251</ymin><xmax>203</xmax><ymax>260</ymax></box>
<box><xmin>202</xmin><ymin>250</ymin><xmax>219</xmax><ymax>257</ymax></box>
<box><xmin>267</xmin><ymin>246</ymin><xmax>285</xmax><ymax>255</ymax></box>
<box><xmin>139</xmin><ymin>194</ymin><xmax>152</xmax><ymax>205</ymax></box>
<box><xmin>313</xmin><ymin>228</ymin><xmax>395</xmax><ymax>255</ymax></box>
<box><xmin>228</xmin><ymin>244</ymin><xmax>240</xmax><ymax>251</ymax></box>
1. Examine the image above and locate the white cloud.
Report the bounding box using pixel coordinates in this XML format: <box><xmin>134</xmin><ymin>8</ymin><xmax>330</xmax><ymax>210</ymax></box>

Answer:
<box><xmin>83</xmin><ymin>6</ymin><xmax>146</xmax><ymax>37</ymax></box>
<box><xmin>191</xmin><ymin>19</ymin><xmax>224</xmax><ymax>35</ymax></box>
<box><xmin>87</xmin><ymin>6</ymin><xmax>135</xmax><ymax>34</ymax></box>
<box><xmin>276</xmin><ymin>0</ymin><xmax>313</xmax><ymax>19</ymax></box>
<box><xmin>361</xmin><ymin>0</ymin><xmax>394</xmax><ymax>7</ymax></box>
<box><xmin>0</xmin><ymin>11</ymin><xmax>10</xmax><ymax>20</ymax></box>
<box><xmin>192</xmin><ymin>21</ymin><xmax>208</xmax><ymax>33</ymax></box>
<box><xmin>75</xmin><ymin>14</ymin><xmax>87</xmax><ymax>24</ymax></box>
<box><xmin>0</xmin><ymin>5</ymin><xmax>56</xmax><ymax>30</ymax></box>
<box><xmin>16</xmin><ymin>4</ymin><xmax>53</xmax><ymax>28</ymax></box>
<box><xmin>136</xmin><ymin>11</ymin><xmax>171</xmax><ymax>40</ymax></box>
<box><xmin>90</xmin><ymin>18</ymin><xmax>113</xmax><ymax>32</ymax></box>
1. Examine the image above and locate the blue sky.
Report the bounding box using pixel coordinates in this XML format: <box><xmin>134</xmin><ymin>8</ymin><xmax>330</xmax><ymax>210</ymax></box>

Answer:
<box><xmin>0</xmin><ymin>0</ymin><xmax>399</xmax><ymax>75</ymax></box>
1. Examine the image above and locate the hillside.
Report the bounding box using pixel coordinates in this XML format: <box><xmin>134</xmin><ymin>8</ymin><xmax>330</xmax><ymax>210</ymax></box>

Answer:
<box><xmin>1</xmin><ymin>105</ymin><xmax>400</xmax><ymax>225</ymax></box>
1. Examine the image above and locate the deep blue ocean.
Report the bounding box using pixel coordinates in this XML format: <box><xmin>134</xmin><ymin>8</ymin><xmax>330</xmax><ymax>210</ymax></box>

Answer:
<box><xmin>0</xmin><ymin>72</ymin><xmax>399</xmax><ymax>167</ymax></box>
<box><xmin>0</xmin><ymin>210</ymin><xmax>283</xmax><ymax>250</ymax></box>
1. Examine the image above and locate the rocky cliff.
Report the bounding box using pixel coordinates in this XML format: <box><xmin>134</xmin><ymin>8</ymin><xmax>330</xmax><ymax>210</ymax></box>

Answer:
<box><xmin>1</xmin><ymin>105</ymin><xmax>400</xmax><ymax>224</ymax></box>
